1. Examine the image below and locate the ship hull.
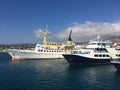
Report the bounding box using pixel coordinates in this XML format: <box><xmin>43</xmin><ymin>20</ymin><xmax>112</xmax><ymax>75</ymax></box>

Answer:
<box><xmin>8</xmin><ymin>49</ymin><xmax>64</xmax><ymax>60</ymax></box>
<box><xmin>63</xmin><ymin>54</ymin><xmax>110</xmax><ymax>65</ymax></box>
<box><xmin>112</xmin><ymin>63</ymin><xmax>120</xmax><ymax>70</ymax></box>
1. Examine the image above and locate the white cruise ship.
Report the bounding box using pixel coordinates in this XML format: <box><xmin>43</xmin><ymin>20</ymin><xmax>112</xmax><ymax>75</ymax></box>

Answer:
<box><xmin>7</xmin><ymin>29</ymin><xmax>74</xmax><ymax>60</ymax></box>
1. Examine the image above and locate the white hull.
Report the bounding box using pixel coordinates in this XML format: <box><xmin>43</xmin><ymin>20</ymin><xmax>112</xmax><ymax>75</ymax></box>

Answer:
<box><xmin>8</xmin><ymin>49</ymin><xmax>67</xmax><ymax>60</ymax></box>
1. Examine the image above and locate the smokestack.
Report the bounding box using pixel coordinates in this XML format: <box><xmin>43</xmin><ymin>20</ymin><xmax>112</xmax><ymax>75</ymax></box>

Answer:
<box><xmin>66</xmin><ymin>29</ymin><xmax>72</xmax><ymax>46</ymax></box>
<box><xmin>68</xmin><ymin>29</ymin><xmax>72</xmax><ymax>41</ymax></box>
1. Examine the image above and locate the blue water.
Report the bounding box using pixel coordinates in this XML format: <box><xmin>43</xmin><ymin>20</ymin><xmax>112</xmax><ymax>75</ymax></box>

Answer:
<box><xmin>0</xmin><ymin>52</ymin><xmax>120</xmax><ymax>90</ymax></box>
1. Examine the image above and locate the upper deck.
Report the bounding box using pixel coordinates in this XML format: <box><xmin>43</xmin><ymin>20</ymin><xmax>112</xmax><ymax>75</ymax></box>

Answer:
<box><xmin>86</xmin><ymin>35</ymin><xmax>111</xmax><ymax>49</ymax></box>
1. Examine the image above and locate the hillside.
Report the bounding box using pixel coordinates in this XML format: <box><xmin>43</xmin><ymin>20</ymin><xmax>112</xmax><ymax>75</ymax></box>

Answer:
<box><xmin>109</xmin><ymin>37</ymin><xmax>120</xmax><ymax>44</ymax></box>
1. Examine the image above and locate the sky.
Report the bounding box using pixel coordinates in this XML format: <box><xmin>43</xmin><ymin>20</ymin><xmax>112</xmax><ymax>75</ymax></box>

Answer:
<box><xmin>1</xmin><ymin>0</ymin><xmax>120</xmax><ymax>44</ymax></box>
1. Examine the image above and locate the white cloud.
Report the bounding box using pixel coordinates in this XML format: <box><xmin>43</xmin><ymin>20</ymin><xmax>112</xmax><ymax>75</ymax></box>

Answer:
<box><xmin>56</xmin><ymin>21</ymin><xmax>120</xmax><ymax>42</ymax></box>
<box><xmin>34</xmin><ymin>29</ymin><xmax>43</xmax><ymax>38</ymax></box>
<box><xmin>34</xmin><ymin>28</ymin><xmax>52</xmax><ymax>39</ymax></box>
<box><xmin>33</xmin><ymin>20</ymin><xmax>120</xmax><ymax>42</ymax></box>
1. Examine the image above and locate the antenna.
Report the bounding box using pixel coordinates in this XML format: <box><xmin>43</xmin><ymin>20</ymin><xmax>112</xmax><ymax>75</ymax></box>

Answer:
<box><xmin>97</xmin><ymin>34</ymin><xmax>101</xmax><ymax>40</ymax></box>
<box><xmin>43</xmin><ymin>25</ymin><xmax>48</xmax><ymax>35</ymax></box>
<box><xmin>44</xmin><ymin>25</ymin><xmax>48</xmax><ymax>33</ymax></box>
<box><xmin>45</xmin><ymin>25</ymin><xmax>48</xmax><ymax>31</ymax></box>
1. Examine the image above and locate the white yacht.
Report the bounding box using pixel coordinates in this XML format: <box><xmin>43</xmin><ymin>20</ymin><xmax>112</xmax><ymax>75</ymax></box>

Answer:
<box><xmin>63</xmin><ymin>35</ymin><xmax>113</xmax><ymax>65</ymax></box>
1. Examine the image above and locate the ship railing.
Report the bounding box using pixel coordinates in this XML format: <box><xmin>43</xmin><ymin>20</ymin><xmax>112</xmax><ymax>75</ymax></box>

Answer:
<box><xmin>94</xmin><ymin>48</ymin><xmax>108</xmax><ymax>53</ymax></box>
<box><xmin>94</xmin><ymin>50</ymin><xmax>108</xmax><ymax>53</ymax></box>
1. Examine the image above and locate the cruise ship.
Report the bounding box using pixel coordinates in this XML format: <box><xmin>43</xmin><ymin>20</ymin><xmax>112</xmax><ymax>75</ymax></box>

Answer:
<box><xmin>63</xmin><ymin>35</ymin><xmax>118</xmax><ymax>65</ymax></box>
<box><xmin>7</xmin><ymin>29</ymin><xmax>74</xmax><ymax>60</ymax></box>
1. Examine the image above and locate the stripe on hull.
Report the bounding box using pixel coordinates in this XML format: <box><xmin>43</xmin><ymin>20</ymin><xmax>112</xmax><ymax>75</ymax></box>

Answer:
<box><xmin>63</xmin><ymin>54</ymin><xmax>110</xmax><ymax>65</ymax></box>
<box><xmin>8</xmin><ymin>52</ymin><xmax>64</xmax><ymax>60</ymax></box>
<box><xmin>12</xmin><ymin>57</ymin><xmax>63</xmax><ymax>60</ymax></box>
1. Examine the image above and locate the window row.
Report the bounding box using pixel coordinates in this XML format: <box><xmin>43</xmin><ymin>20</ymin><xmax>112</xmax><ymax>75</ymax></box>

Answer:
<box><xmin>116</xmin><ymin>49</ymin><xmax>120</xmax><ymax>51</ymax></box>
<box><xmin>116</xmin><ymin>54</ymin><xmax>120</xmax><ymax>57</ymax></box>
<box><xmin>94</xmin><ymin>54</ymin><xmax>109</xmax><ymax>57</ymax></box>
<box><xmin>38</xmin><ymin>50</ymin><xmax>64</xmax><ymax>52</ymax></box>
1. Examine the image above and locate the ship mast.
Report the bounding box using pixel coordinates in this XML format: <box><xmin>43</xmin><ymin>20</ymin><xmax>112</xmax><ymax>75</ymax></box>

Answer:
<box><xmin>43</xmin><ymin>26</ymin><xmax>48</xmax><ymax>44</ymax></box>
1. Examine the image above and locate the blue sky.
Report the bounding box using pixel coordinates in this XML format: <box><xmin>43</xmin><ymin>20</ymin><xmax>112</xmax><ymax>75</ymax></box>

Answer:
<box><xmin>1</xmin><ymin>0</ymin><xmax>120</xmax><ymax>44</ymax></box>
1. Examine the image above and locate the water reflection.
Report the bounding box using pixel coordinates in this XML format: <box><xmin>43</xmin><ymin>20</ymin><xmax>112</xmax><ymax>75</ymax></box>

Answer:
<box><xmin>1</xmin><ymin>53</ymin><xmax>120</xmax><ymax>90</ymax></box>
<box><xmin>65</xmin><ymin>64</ymin><xmax>118</xmax><ymax>89</ymax></box>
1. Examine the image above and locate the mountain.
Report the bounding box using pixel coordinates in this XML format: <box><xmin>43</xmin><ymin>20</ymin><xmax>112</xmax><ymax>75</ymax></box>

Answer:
<box><xmin>75</xmin><ymin>36</ymin><xmax>120</xmax><ymax>45</ymax></box>
<box><xmin>109</xmin><ymin>38</ymin><xmax>120</xmax><ymax>45</ymax></box>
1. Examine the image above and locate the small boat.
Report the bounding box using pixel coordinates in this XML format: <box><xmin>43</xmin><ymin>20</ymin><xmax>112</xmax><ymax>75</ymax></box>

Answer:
<box><xmin>110</xmin><ymin>43</ymin><xmax>120</xmax><ymax>70</ymax></box>
<box><xmin>110</xmin><ymin>58</ymin><xmax>120</xmax><ymax>70</ymax></box>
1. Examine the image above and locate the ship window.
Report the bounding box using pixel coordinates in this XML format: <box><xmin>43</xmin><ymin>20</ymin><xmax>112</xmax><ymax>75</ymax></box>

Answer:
<box><xmin>38</xmin><ymin>50</ymin><xmax>40</xmax><ymax>52</ymax></box>
<box><xmin>90</xmin><ymin>43</ymin><xmax>96</xmax><ymax>45</ymax></box>
<box><xmin>94</xmin><ymin>54</ymin><xmax>98</xmax><ymax>57</ymax></box>
<box><xmin>116</xmin><ymin>54</ymin><xmax>120</xmax><ymax>57</ymax></box>
<box><xmin>116</xmin><ymin>49</ymin><xmax>120</xmax><ymax>51</ymax></box>
<box><xmin>102</xmin><ymin>43</ymin><xmax>105</xmax><ymax>46</ymax></box>
<box><xmin>106</xmin><ymin>55</ymin><xmax>109</xmax><ymax>57</ymax></box>
<box><xmin>79</xmin><ymin>51</ymin><xmax>90</xmax><ymax>54</ymax></box>
<box><xmin>99</xmin><ymin>54</ymin><xmax>102</xmax><ymax>57</ymax></box>
<box><xmin>103</xmin><ymin>54</ymin><xmax>105</xmax><ymax>57</ymax></box>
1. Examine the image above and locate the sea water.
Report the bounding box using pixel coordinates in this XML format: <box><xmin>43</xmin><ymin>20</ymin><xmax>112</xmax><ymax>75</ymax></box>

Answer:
<box><xmin>0</xmin><ymin>52</ymin><xmax>120</xmax><ymax>90</ymax></box>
